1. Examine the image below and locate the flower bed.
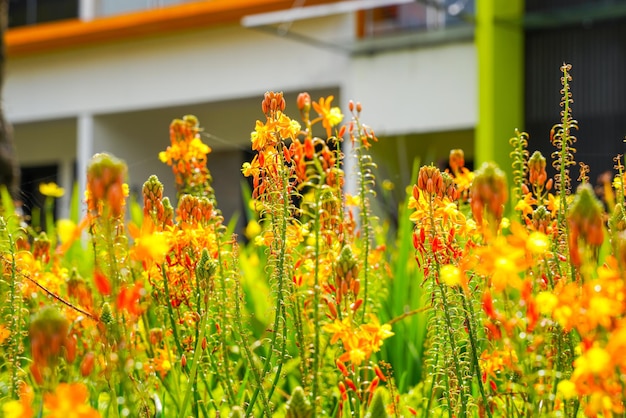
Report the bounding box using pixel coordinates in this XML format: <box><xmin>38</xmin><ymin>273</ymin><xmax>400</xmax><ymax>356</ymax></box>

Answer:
<box><xmin>0</xmin><ymin>64</ymin><xmax>623</xmax><ymax>417</ymax></box>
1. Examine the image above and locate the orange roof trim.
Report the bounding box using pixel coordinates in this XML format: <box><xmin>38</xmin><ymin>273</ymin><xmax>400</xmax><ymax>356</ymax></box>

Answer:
<box><xmin>6</xmin><ymin>0</ymin><xmax>337</xmax><ymax>56</ymax></box>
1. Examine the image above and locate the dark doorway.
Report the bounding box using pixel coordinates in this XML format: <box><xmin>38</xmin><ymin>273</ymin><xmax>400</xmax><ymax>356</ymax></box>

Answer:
<box><xmin>19</xmin><ymin>164</ymin><xmax>58</xmax><ymax>230</ymax></box>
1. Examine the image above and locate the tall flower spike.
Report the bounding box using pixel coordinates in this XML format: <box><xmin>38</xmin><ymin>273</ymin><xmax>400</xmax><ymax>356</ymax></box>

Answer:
<box><xmin>551</xmin><ymin>63</ymin><xmax>578</xmax><ymax>220</ymax></box>
<box><xmin>159</xmin><ymin>115</ymin><xmax>214</xmax><ymax>198</ymax></box>
<box><xmin>509</xmin><ymin>129</ymin><xmax>529</xmax><ymax>203</ymax></box>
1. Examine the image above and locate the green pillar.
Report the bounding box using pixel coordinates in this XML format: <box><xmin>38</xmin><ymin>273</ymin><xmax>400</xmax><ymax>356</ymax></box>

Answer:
<box><xmin>476</xmin><ymin>0</ymin><xmax>524</xmax><ymax>185</ymax></box>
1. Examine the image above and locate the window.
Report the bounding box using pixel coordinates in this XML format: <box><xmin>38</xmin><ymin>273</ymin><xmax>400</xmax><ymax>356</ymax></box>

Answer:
<box><xmin>359</xmin><ymin>0</ymin><xmax>474</xmax><ymax>38</ymax></box>
<box><xmin>9</xmin><ymin>0</ymin><xmax>78</xmax><ymax>28</ymax></box>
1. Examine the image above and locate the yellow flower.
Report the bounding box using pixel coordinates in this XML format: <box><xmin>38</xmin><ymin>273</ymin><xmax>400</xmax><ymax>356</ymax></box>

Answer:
<box><xmin>514</xmin><ymin>193</ymin><xmax>535</xmax><ymax>216</ymax></box>
<box><xmin>153</xmin><ymin>348</ymin><xmax>173</xmax><ymax>378</ymax></box>
<box><xmin>527</xmin><ymin>231</ymin><xmax>550</xmax><ymax>254</ymax></box>
<box><xmin>574</xmin><ymin>345</ymin><xmax>611</xmax><ymax>376</ymax></box>
<box><xmin>39</xmin><ymin>182</ymin><xmax>65</xmax><ymax>198</ymax></box>
<box><xmin>535</xmin><ymin>291</ymin><xmax>558</xmax><ymax>315</ymax></box>
<box><xmin>323</xmin><ymin>317</ymin><xmax>352</xmax><ymax>345</ymax></box>
<box><xmin>557</xmin><ymin>379</ymin><xmax>577</xmax><ymax>399</ymax></box>
<box><xmin>3</xmin><ymin>400</ymin><xmax>32</xmax><ymax>418</ymax></box>
<box><xmin>312</xmin><ymin>95</ymin><xmax>344</xmax><ymax>136</ymax></box>
<box><xmin>360</xmin><ymin>315</ymin><xmax>394</xmax><ymax>353</ymax></box>
<box><xmin>2</xmin><ymin>383</ymin><xmax>34</xmax><ymax>418</ymax></box>
<box><xmin>57</xmin><ymin>219</ymin><xmax>77</xmax><ymax>245</ymax></box>
<box><xmin>251</xmin><ymin>120</ymin><xmax>274</xmax><ymax>151</ymax></box>
<box><xmin>345</xmin><ymin>194</ymin><xmax>361</xmax><ymax>207</ymax></box>
<box><xmin>276</xmin><ymin>111</ymin><xmax>301</xmax><ymax>140</ymax></box>
<box><xmin>382</xmin><ymin>179</ymin><xmax>395</xmax><ymax>191</ymax></box>
<box><xmin>245</xmin><ymin>220</ymin><xmax>262</xmax><ymax>239</ymax></box>
<box><xmin>440</xmin><ymin>264</ymin><xmax>462</xmax><ymax>287</ymax></box>
<box><xmin>132</xmin><ymin>232</ymin><xmax>172</xmax><ymax>265</ymax></box>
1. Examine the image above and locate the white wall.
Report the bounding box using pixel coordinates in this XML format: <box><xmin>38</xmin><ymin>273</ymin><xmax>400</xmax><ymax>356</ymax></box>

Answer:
<box><xmin>346</xmin><ymin>41</ymin><xmax>477</xmax><ymax>136</ymax></box>
<box><xmin>5</xmin><ymin>15</ymin><xmax>352</xmax><ymax>123</ymax></box>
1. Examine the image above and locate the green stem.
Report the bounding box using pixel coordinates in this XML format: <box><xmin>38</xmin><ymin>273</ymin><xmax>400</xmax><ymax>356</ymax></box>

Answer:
<box><xmin>357</xmin><ymin>147</ymin><xmax>371</xmax><ymax>323</ymax></box>
<box><xmin>427</xmin><ymin>193</ymin><xmax>466</xmax><ymax>418</ymax></box>
<box><xmin>161</xmin><ymin>264</ymin><xmax>184</xmax><ymax>356</ymax></box>
<box><xmin>215</xmin><ymin>239</ymin><xmax>238</xmax><ymax>406</ymax></box>
<box><xmin>247</xmin><ymin>150</ymin><xmax>292</xmax><ymax>414</ymax></box>
<box><xmin>438</xmin><ymin>284</ymin><xmax>468</xmax><ymax>418</ymax></box>
<box><xmin>237</xmin><ymin>274</ymin><xmax>271</xmax><ymax>417</ymax></box>
<box><xmin>424</xmin><ymin>347</ymin><xmax>438</xmax><ymax>417</ymax></box>
<box><xmin>311</xmin><ymin>191</ymin><xmax>322</xmax><ymax>415</ymax></box>
<box><xmin>7</xmin><ymin>233</ymin><xmax>19</xmax><ymax>399</ymax></box>
<box><xmin>178</xmin><ymin>302</ymin><xmax>211</xmax><ymax>418</ymax></box>
<box><xmin>460</xmin><ymin>288</ymin><xmax>493</xmax><ymax>418</ymax></box>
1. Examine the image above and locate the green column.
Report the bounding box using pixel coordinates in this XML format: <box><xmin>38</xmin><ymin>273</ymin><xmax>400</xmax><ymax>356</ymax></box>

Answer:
<box><xmin>476</xmin><ymin>0</ymin><xmax>524</xmax><ymax>185</ymax></box>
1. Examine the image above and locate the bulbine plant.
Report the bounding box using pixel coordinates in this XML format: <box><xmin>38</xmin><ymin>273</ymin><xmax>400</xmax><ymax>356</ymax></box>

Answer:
<box><xmin>1</xmin><ymin>64</ymin><xmax>626</xmax><ymax>418</ymax></box>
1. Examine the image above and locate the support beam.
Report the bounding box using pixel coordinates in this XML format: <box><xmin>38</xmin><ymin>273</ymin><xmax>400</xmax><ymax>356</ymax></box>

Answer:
<box><xmin>476</xmin><ymin>0</ymin><xmax>524</xmax><ymax>196</ymax></box>
<box><xmin>77</xmin><ymin>113</ymin><xmax>94</xmax><ymax>219</ymax></box>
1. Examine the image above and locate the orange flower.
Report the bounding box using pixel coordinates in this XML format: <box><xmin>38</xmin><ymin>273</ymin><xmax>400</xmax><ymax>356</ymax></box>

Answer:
<box><xmin>93</xmin><ymin>270</ymin><xmax>111</xmax><ymax>296</ymax></box>
<box><xmin>117</xmin><ymin>282</ymin><xmax>145</xmax><ymax>318</ymax></box>
<box><xmin>312</xmin><ymin>95</ymin><xmax>344</xmax><ymax>137</ymax></box>
<box><xmin>0</xmin><ymin>324</ymin><xmax>9</xmax><ymax>344</ymax></box>
<box><xmin>43</xmin><ymin>383</ymin><xmax>100</xmax><ymax>418</ymax></box>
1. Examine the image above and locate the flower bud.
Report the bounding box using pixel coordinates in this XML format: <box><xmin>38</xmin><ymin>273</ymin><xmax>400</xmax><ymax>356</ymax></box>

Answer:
<box><xmin>442</xmin><ymin>171</ymin><xmax>459</xmax><ymax>201</ymax></box>
<box><xmin>80</xmin><ymin>352</ymin><xmax>96</xmax><ymax>377</ymax></box>
<box><xmin>87</xmin><ymin>153</ymin><xmax>128</xmax><ymax>218</ymax></box>
<box><xmin>532</xmin><ymin>205</ymin><xmax>552</xmax><ymax>234</ymax></box>
<box><xmin>417</xmin><ymin>165</ymin><xmax>444</xmax><ymax>197</ymax></box>
<box><xmin>528</xmin><ymin>151</ymin><xmax>548</xmax><ymax>188</ymax></box>
<box><xmin>99</xmin><ymin>302</ymin><xmax>115</xmax><ymax>325</ymax></box>
<box><xmin>284</xmin><ymin>386</ymin><xmax>313</xmax><ymax>418</ymax></box>
<box><xmin>470</xmin><ymin>162</ymin><xmax>508</xmax><ymax>226</ymax></box>
<box><xmin>567</xmin><ymin>183</ymin><xmax>605</xmax><ymax>266</ymax></box>
<box><xmin>262</xmin><ymin>91</ymin><xmax>285</xmax><ymax>115</ymax></box>
<box><xmin>296</xmin><ymin>92</ymin><xmax>311</xmax><ymax>113</ymax></box>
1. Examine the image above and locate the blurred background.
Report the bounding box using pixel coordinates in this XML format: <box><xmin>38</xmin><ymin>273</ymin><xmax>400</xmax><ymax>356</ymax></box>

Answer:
<box><xmin>3</xmin><ymin>0</ymin><xmax>626</xmax><ymax>227</ymax></box>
